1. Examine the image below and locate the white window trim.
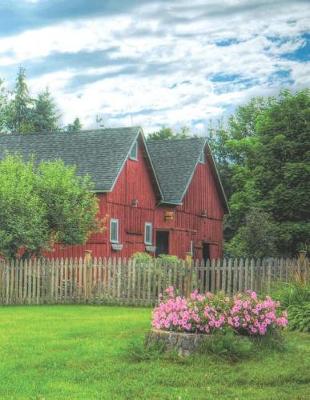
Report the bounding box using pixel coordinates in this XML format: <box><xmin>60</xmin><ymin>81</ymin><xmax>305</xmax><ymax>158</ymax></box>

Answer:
<box><xmin>110</xmin><ymin>218</ymin><xmax>119</xmax><ymax>243</ymax></box>
<box><xmin>129</xmin><ymin>141</ymin><xmax>138</xmax><ymax>160</ymax></box>
<box><xmin>144</xmin><ymin>222</ymin><xmax>153</xmax><ymax>245</ymax></box>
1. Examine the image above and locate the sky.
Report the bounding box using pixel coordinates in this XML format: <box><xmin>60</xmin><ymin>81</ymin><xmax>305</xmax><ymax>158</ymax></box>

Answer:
<box><xmin>0</xmin><ymin>0</ymin><xmax>309</xmax><ymax>134</ymax></box>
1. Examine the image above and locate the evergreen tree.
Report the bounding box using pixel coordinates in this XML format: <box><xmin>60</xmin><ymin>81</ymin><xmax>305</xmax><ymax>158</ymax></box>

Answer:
<box><xmin>32</xmin><ymin>88</ymin><xmax>60</xmax><ymax>133</ymax></box>
<box><xmin>148</xmin><ymin>126</ymin><xmax>190</xmax><ymax>140</ymax></box>
<box><xmin>0</xmin><ymin>79</ymin><xmax>8</xmax><ymax>132</ymax></box>
<box><xmin>6</xmin><ymin>67</ymin><xmax>34</xmax><ymax>134</ymax></box>
<box><xmin>65</xmin><ymin>117</ymin><xmax>82</xmax><ymax>133</ymax></box>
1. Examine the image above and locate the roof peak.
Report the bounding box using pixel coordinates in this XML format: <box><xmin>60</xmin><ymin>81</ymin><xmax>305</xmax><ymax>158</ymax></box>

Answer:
<box><xmin>147</xmin><ymin>136</ymin><xmax>206</xmax><ymax>143</ymax></box>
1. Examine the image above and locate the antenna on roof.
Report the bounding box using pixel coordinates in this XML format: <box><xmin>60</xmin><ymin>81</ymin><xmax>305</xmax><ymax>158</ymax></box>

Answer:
<box><xmin>96</xmin><ymin>114</ymin><xmax>105</xmax><ymax>128</ymax></box>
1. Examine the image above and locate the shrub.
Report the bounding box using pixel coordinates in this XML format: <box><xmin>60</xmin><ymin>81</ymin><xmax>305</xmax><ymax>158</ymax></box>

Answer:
<box><xmin>158</xmin><ymin>254</ymin><xmax>181</xmax><ymax>264</ymax></box>
<box><xmin>270</xmin><ymin>281</ymin><xmax>310</xmax><ymax>332</ymax></box>
<box><xmin>270</xmin><ymin>281</ymin><xmax>310</xmax><ymax>308</ymax></box>
<box><xmin>131</xmin><ymin>252</ymin><xmax>153</xmax><ymax>263</ymax></box>
<box><xmin>152</xmin><ymin>287</ymin><xmax>288</xmax><ymax>336</ymax></box>
<box><xmin>287</xmin><ymin>304</ymin><xmax>310</xmax><ymax>332</ymax></box>
<box><xmin>228</xmin><ymin>291</ymin><xmax>288</xmax><ymax>336</ymax></box>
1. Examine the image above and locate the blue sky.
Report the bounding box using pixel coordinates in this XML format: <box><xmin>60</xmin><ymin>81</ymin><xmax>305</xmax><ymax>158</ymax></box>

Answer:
<box><xmin>0</xmin><ymin>0</ymin><xmax>309</xmax><ymax>133</ymax></box>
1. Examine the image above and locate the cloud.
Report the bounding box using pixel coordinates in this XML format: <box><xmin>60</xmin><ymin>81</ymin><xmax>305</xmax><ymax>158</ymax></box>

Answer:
<box><xmin>0</xmin><ymin>0</ymin><xmax>309</xmax><ymax>133</ymax></box>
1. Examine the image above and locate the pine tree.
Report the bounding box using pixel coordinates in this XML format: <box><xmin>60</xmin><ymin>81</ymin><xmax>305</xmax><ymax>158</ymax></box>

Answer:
<box><xmin>0</xmin><ymin>79</ymin><xmax>8</xmax><ymax>132</ymax></box>
<box><xmin>65</xmin><ymin>118</ymin><xmax>82</xmax><ymax>133</ymax></box>
<box><xmin>6</xmin><ymin>67</ymin><xmax>34</xmax><ymax>134</ymax></box>
<box><xmin>33</xmin><ymin>88</ymin><xmax>60</xmax><ymax>133</ymax></box>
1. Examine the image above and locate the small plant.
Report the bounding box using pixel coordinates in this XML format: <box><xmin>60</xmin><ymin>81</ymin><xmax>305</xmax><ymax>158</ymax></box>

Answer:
<box><xmin>131</xmin><ymin>252</ymin><xmax>153</xmax><ymax>263</ymax></box>
<box><xmin>157</xmin><ymin>254</ymin><xmax>181</xmax><ymax>264</ymax></box>
<box><xmin>287</xmin><ymin>304</ymin><xmax>310</xmax><ymax>332</ymax></box>
<box><xmin>199</xmin><ymin>330</ymin><xmax>254</xmax><ymax>362</ymax></box>
<box><xmin>270</xmin><ymin>281</ymin><xmax>310</xmax><ymax>308</ymax></box>
<box><xmin>126</xmin><ymin>337</ymin><xmax>165</xmax><ymax>362</ymax></box>
<box><xmin>270</xmin><ymin>281</ymin><xmax>310</xmax><ymax>332</ymax></box>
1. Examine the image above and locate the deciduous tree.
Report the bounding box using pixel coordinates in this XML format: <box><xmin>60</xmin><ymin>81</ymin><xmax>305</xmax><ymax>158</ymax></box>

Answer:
<box><xmin>0</xmin><ymin>155</ymin><xmax>98</xmax><ymax>259</ymax></box>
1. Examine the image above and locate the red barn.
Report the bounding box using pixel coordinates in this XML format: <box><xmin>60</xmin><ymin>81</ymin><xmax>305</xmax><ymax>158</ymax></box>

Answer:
<box><xmin>0</xmin><ymin>127</ymin><xmax>228</xmax><ymax>260</ymax></box>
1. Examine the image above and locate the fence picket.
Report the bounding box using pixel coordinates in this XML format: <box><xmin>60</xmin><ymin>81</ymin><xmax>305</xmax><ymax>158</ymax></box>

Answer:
<box><xmin>211</xmin><ymin>259</ymin><xmax>216</xmax><ymax>293</ymax></box>
<box><xmin>233</xmin><ymin>258</ymin><xmax>238</xmax><ymax>293</ymax></box>
<box><xmin>238</xmin><ymin>258</ymin><xmax>244</xmax><ymax>292</ymax></box>
<box><xmin>221</xmin><ymin>258</ymin><xmax>227</xmax><ymax>292</ymax></box>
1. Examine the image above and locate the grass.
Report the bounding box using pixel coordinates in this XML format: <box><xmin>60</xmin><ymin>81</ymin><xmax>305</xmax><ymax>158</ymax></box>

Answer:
<box><xmin>0</xmin><ymin>306</ymin><xmax>309</xmax><ymax>400</ymax></box>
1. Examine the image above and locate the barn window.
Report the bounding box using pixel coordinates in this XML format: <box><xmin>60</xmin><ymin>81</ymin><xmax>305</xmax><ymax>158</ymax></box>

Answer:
<box><xmin>199</xmin><ymin>150</ymin><xmax>205</xmax><ymax>163</ymax></box>
<box><xmin>144</xmin><ymin>222</ymin><xmax>153</xmax><ymax>245</ymax></box>
<box><xmin>129</xmin><ymin>141</ymin><xmax>138</xmax><ymax>160</ymax></box>
<box><xmin>110</xmin><ymin>219</ymin><xmax>119</xmax><ymax>243</ymax></box>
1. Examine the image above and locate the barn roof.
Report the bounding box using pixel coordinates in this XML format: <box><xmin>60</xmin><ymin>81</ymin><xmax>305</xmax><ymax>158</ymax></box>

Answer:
<box><xmin>147</xmin><ymin>137</ymin><xmax>229</xmax><ymax>212</ymax></box>
<box><xmin>0</xmin><ymin>127</ymin><xmax>142</xmax><ymax>192</ymax></box>
<box><xmin>0</xmin><ymin>127</ymin><xmax>228</xmax><ymax>212</ymax></box>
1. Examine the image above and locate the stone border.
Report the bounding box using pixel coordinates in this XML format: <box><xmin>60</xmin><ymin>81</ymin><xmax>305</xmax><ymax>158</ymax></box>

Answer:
<box><xmin>146</xmin><ymin>328</ymin><xmax>211</xmax><ymax>356</ymax></box>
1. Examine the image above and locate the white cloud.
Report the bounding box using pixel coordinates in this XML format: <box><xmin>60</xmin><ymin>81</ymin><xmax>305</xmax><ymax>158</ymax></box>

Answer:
<box><xmin>0</xmin><ymin>0</ymin><xmax>309</xmax><ymax>132</ymax></box>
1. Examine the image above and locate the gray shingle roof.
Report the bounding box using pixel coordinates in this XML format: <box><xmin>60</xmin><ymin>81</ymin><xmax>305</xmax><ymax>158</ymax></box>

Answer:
<box><xmin>147</xmin><ymin>137</ymin><xmax>206</xmax><ymax>204</ymax></box>
<box><xmin>0</xmin><ymin>127</ymin><xmax>140</xmax><ymax>191</ymax></box>
<box><xmin>0</xmin><ymin>127</ymin><xmax>228</xmax><ymax>212</ymax></box>
<box><xmin>147</xmin><ymin>137</ymin><xmax>229</xmax><ymax>212</ymax></box>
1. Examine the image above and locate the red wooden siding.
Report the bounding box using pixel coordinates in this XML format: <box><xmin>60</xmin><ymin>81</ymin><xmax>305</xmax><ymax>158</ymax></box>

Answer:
<box><xmin>154</xmin><ymin>148</ymin><xmax>224</xmax><ymax>259</ymax></box>
<box><xmin>49</xmin><ymin>140</ymin><xmax>159</xmax><ymax>259</ymax></box>
<box><xmin>47</xmin><ymin>144</ymin><xmax>225</xmax><ymax>260</ymax></box>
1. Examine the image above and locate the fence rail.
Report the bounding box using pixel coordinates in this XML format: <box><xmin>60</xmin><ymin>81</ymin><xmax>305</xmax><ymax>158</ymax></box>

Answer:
<box><xmin>0</xmin><ymin>257</ymin><xmax>308</xmax><ymax>306</ymax></box>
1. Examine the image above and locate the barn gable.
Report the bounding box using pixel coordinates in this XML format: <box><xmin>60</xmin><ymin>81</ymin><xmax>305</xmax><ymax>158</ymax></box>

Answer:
<box><xmin>147</xmin><ymin>138</ymin><xmax>229</xmax><ymax>213</ymax></box>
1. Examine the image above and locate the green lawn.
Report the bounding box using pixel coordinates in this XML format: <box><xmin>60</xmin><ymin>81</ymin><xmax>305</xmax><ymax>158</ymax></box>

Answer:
<box><xmin>0</xmin><ymin>306</ymin><xmax>309</xmax><ymax>400</ymax></box>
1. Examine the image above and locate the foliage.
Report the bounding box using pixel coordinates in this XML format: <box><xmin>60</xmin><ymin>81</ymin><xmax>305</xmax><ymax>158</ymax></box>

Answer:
<box><xmin>158</xmin><ymin>254</ymin><xmax>181</xmax><ymax>264</ymax></box>
<box><xmin>6</xmin><ymin>67</ymin><xmax>34</xmax><ymax>133</ymax></box>
<box><xmin>270</xmin><ymin>281</ymin><xmax>310</xmax><ymax>309</ymax></box>
<box><xmin>148</xmin><ymin>126</ymin><xmax>190</xmax><ymax>140</ymax></box>
<box><xmin>65</xmin><ymin>117</ymin><xmax>82</xmax><ymax>133</ymax></box>
<box><xmin>225</xmin><ymin>208</ymin><xmax>278</xmax><ymax>257</ymax></box>
<box><xmin>287</xmin><ymin>304</ymin><xmax>310</xmax><ymax>332</ymax></box>
<box><xmin>0</xmin><ymin>68</ymin><xmax>81</xmax><ymax>134</ymax></box>
<box><xmin>199</xmin><ymin>329</ymin><xmax>254</xmax><ymax>362</ymax></box>
<box><xmin>0</xmin><ymin>155</ymin><xmax>98</xmax><ymax>258</ymax></box>
<box><xmin>0</xmin><ymin>155</ymin><xmax>49</xmax><ymax>258</ymax></box>
<box><xmin>32</xmin><ymin>88</ymin><xmax>60</xmax><ymax>133</ymax></box>
<box><xmin>209</xmin><ymin>89</ymin><xmax>310</xmax><ymax>256</ymax></box>
<box><xmin>152</xmin><ymin>287</ymin><xmax>287</xmax><ymax>336</ymax></box>
<box><xmin>36</xmin><ymin>160</ymin><xmax>99</xmax><ymax>247</ymax></box>
<box><xmin>269</xmin><ymin>281</ymin><xmax>310</xmax><ymax>332</ymax></box>
<box><xmin>131</xmin><ymin>252</ymin><xmax>153</xmax><ymax>263</ymax></box>
<box><xmin>0</xmin><ymin>79</ymin><xmax>8</xmax><ymax>132</ymax></box>
<box><xmin>127</xmin><ymin>337</ymin><xmax>165</xmax><ymax>362</ymax></box>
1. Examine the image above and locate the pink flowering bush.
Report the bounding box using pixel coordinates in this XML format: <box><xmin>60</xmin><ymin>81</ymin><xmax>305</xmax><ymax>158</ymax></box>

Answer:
<box><xmin>228</xmin><ymin>291</ymin><xmax>288</xmax><ymax>336</ymax></box>
<box><xmin>152</xmin><ymin>287</ymin><xmax>288</xmax><ymax>336</ymax></box>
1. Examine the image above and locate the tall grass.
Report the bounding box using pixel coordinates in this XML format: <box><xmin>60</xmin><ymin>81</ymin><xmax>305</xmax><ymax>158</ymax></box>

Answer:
<box><xmin>270</xmin><ymin>280</ymin><xmax>310</xmax><ymax>332</ymax></box>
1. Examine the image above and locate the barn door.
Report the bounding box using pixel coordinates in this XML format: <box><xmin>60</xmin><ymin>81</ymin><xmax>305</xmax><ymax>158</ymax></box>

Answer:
<box><xmin>202</xmin><ymin>243</ymin><xmax>210</xmax><ymax>263</ymax></box>
<box><xmin>156</xmin><ymin>231</ymin><xmax>169</xmax><ymax>256</ymax></box>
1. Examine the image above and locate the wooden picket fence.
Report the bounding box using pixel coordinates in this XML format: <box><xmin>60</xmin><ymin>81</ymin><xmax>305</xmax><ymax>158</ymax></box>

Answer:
<box><xmin>0</xmin><ymin>257</ymin><xmax>308</xmax><ymax>306</ymax></box>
